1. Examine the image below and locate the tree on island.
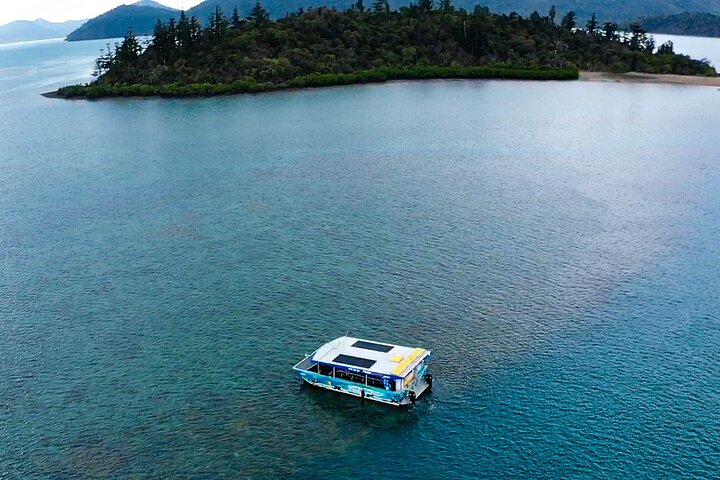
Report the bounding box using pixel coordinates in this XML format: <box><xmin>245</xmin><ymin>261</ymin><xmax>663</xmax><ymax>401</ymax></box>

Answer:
<box><xmin>372</xmin><ymin>0</ymin><xmax>389</xmax><ymax>13</ymax></box>
<box><xmin>176</xmin><ymin>11</ymin><xmax>192</xmax><ymax>49</ymax></box>
<box><xmin>549</xmin><ymin>5</ymin><xmax>557</xmax><ymax>25</ymax></box>
<box><xmin>152</xmin><ymin>19</ymin><xmax>175</xmax><ymax>64</ymax></box>
<box><xmin>248</xmin><ymin>2</ymin><xmax>270</xmax><ymax>25</ymax></box>
<box><xmin>208</xmin><ymin>6</ymin><xmax>230</xmax><ymax>44</ymax></box>
<box><xmin>439</xmin><ymin>0</ymin><xmax>454</xmax><ymax>13</ymax></box>
<box><xmin>586</xmin><ymin>13</ymin><xmax>599</xmax><ymax>36</ymax></box>
<box><xmin>92</xmin><ymin>42</ymin><xmax>115</xmax><ymax>77</ymax></box>
<box><xmin>657</xmin><ymin>40</ymin><xmax>674</xmax><ymax>55</ymax></box>
<box><xmin>190</xmin><ymin>16</ymin><xmax>203</xmax><ymax>44</ymax></box>
<box><xmin>93</xmin><ymin>29</ymin><xmax>142</xmax><ymax>79</ymax></box>
<box><xmin>628</xmin><ymin>23</ymin><xmax>647</xmax><ymax>50</ymax></box>
<box><xmin>116</xmin><ymin>29</ymin><xmax>142</xmax><ymax>62</ymax></box>
<box><xmin>602</xmin><ymin>22</ymin><xmax>618</xmax><ymax>41</ymax></box>
<box><xmin>643</xmin><ymin>35</ymin><xmax>655</xmax><ymax>53</ymax></box>
<box><xmin>231</xmin><ymin>7</ymin><xmax>242</xmax><ymax>30</ymax></box>
<box><xmin>418</xmin><ymin>0</ymin><xmax>434</xmax><ymax>13</ymax></box>
<box><xmin>560</xmin><ymin>11</ymin><xmax>577</xmax><ymax>30</ymax></box>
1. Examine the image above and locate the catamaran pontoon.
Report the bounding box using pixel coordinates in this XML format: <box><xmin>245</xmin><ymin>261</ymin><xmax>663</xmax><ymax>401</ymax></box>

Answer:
<box><xmin>293</xmin><ymin>336</ymin><xmax>432</xmax><ymax>406</ymax></box>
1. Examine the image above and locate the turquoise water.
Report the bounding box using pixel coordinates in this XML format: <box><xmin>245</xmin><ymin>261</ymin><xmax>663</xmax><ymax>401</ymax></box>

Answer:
<box><xmin>1</xmin><ymin>40</ymin><xmax>720</xmax><ymax>479</ymax></box>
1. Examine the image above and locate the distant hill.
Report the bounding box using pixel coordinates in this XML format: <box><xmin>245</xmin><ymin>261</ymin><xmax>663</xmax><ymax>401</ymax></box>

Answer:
<box><xmin>65</xmin><ymin>0</ymin><xmax>720</xmax><ymax>43</ymax></box>
<box><xmin>638</xmin><ymin>12</ymin><xmax>720</xmax><ymax>37</ymax></box>
<box><xmin>486</xmin><ymin>1</ymin><xmax>720</xmax><ymax>22</ymax></box>
<box><xmin>187</xmin><ymin>0</ymin><xmax>351</xmax><ymax>20</ymax></box>
<box><xmin>133</xmin><ymin>0</ymin><xmax>177</xmax><ymax>9</ymax></box>
<box><xmin>66</xmin><ymin>1</ymin><xmax>178</xmax><ymax>42</ymax></box>
<box><xmin>187</xmin><ymin>0</ymin><xmax>720</xmax><ymax>23</ymax></box>
<box><xmin>0</xmin><ymin>19</ymin><xmax>85</xmax><ymax>44</ymax></box>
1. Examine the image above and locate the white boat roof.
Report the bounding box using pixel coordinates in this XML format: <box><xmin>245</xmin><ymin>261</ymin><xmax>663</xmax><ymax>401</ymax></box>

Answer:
<box><xmin>311</xmin><ymin>336</ymin><xmax>430</xmax><ymax>378</ymax></box>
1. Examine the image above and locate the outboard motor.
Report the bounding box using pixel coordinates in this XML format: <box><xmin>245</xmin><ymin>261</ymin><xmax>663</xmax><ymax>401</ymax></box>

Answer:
<box><xmin>408</xmin><ymin>391</ymin><xmax>417</xmax><ymax>405</ymax></box>
<box><xmin>425</xmin><ymin>373</ymin><xmax>433</xmax><ymax>390</ymax></box>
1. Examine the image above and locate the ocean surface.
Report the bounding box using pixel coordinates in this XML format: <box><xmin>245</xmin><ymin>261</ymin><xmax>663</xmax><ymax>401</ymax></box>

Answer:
<box><xmin>1</xmin><ymin>38</ymin><xmax>719</xmax><ymax>479</ymax></box>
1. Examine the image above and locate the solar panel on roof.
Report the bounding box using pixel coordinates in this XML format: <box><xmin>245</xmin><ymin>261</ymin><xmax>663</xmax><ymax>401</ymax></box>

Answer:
<box><xmin>333</xmin><ymin>354</ymin><xmax>376</xmax><ymax>369</ymax></box>
<box><xmin>352</xmin><ymin>340</ymin><xmax>393</xmax><ymax>353</ymax></box>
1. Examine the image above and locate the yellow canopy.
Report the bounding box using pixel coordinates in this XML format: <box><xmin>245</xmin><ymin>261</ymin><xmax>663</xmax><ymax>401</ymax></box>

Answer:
<box><xmin>391</xmin><ymin>348</ymin><xmax>426</xmax><ymax>376</ymax></box>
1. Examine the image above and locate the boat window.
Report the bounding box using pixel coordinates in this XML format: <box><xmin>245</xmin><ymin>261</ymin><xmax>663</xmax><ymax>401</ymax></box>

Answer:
<box><xmin>308</xmin><ymin>363</ymin><xmax>320</xmax><ymax>373</ymax></box>
<box><xmin>332</xmin><ymin>354</ymin><xmax>376</xmax><ymax>369</ymax></box>
<box><xmin>335</xmin><ymin>369</ymin><xmax>366</xmax><ymax>385</ymax></box>
<box><xmin>318</xmin><ymin>364</ymin><xmax>334</xmax><ymax>376</ymax></box>
<box><xmin>366</xmin><ymin>375</ymin><xmax>384</xmax><ymax>389</ymax></box>
<box><xmin>352</xmin><ymin>340</ymin><xmax>394</xmax><ymax>353</ymax></box>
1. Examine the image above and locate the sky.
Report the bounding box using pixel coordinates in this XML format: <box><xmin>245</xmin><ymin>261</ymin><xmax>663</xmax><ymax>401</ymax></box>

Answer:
<box><xmin>0</xmin><ymin>0</ymin><xmax>204</xmax><ymax>26</ymax></box>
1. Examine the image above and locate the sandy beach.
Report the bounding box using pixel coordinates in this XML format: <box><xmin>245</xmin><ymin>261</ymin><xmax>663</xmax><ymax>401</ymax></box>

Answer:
<box><xmin>581</xmin><ymin>71</ymin><xmax>720</xmax><ymax>87</ymax></box>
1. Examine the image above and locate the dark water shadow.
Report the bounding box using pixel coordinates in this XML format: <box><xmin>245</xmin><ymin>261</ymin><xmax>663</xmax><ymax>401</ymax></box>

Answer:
<box><xmin>297</xmin><ymin>383</ymin><xmax>426</xmax><ymax>430</ymax></box>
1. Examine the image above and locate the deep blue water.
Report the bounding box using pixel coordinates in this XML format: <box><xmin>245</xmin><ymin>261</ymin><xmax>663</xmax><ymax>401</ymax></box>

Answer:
<box><xmin>1</xmin><ymin>39</ymin><xmax>720</xmax><ymax>479</ymax></box>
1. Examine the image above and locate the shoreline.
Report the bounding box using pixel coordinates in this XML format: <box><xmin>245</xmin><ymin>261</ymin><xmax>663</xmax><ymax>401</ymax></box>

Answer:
<box><xmin>42</xmin><ymin>70</ymin><xmax>720</xmax><ymax>100</ymax></box>
<box><xmin>42</xmin><ymin>78</ymin><xmax>560</xmax><ymax>100</ymax></box>
<box><xmin>42</xmin><ymin>90</ymin><xmax>63</xmax><ymax>99</ymax></box>
<box><xmin>580</xmin><ymin>71</ymin><xmax>720</xmax><ymax>87</ymax></box>
<box><xmin>42</xmin><ymin>65</ymin><xmax>580</xmax><ymax>100</ymax></box>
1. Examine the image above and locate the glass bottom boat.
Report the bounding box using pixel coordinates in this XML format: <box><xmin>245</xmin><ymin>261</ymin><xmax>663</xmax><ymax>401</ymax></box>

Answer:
<box><xmin>293</xmin><ymin>336</ymin><xmax>432</xmax><ymax>406</ymax></box>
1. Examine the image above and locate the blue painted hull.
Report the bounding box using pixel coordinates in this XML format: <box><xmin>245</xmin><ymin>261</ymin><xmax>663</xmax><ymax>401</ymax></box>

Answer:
<box><xmin>294</xmin><ymin>363</ymin><xmax>430</xmax><ymax>406</ymax></box>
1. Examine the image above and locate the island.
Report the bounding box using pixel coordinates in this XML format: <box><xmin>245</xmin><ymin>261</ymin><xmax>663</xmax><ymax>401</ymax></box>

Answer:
<box><xmin>53</xmin><ymin>2</ymin><xmax>717</xmax><ymax>99</ymax></box>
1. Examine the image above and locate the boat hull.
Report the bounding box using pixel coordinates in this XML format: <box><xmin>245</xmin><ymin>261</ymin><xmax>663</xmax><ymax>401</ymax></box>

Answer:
<box><xmin>295</xmin><ymin>367</ymin><xmax>431</xmax><ymax>407</ymax></box>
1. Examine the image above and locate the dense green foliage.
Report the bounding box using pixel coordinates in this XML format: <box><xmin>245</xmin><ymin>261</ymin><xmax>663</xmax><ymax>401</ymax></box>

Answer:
<box><xmin>638</xmin><ymin>12</ymin><xmax>720</xmax><ymax>37</ymax></box>
<box><xmin>57</xmin><ymin>3</ymin><xmax>716</xmax><ymax>99</ymax></box>
<box><xmin>66</xmin><ymin>4</ymin><xmax>178</xmax><ymax>41</ymax></box>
